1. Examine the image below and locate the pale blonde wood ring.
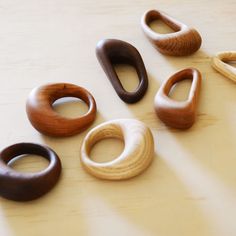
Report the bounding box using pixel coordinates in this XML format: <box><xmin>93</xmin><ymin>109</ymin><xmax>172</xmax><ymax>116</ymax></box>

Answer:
<box><xmin>212</xmin><ymin>51</ymin><xmax>236</xmax><ymax>82</ymax></box>
<box><xmin>80</xmin><ymin>119</ymin><xmax>154</xmax><ymax>180</ymax></box>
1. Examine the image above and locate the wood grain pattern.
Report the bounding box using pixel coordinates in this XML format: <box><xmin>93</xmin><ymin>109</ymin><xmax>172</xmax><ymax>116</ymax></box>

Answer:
<box><xmin>96</xmin><ymin>39</ymin><xmax>148</xmax><ymax>103</ymax></box>
<box><xmin>0</xmin><ymin>143</ymin><xmax>61</xmax><ymax>201</ymax></box>
<box><xmin>154</xmin><ymin>68</ymin><xmax>201</xmax><ymax>129</ymax></box>
<box><xmin>141</xmin><ymin>9</ymin><xmax>202</xmax><ymax>56</ymax></box>
<box><xmin>1</xmin><ymin>1</ymin><xmax>236</xmax><ymax>235</ymax></box>
<box><xmin>26</xmin><ymin>83</ymin><xmax>97</xmax><ymax>137</ymax></box>
<box><xmin>212</xmin><ymin>51</ymin><xmax>236</xmax><ymax>82</ymax></box>
<box><xmin>80</xmin><ymin>119</ymin><xmax>154</xmax><ymax>180</ymax></box>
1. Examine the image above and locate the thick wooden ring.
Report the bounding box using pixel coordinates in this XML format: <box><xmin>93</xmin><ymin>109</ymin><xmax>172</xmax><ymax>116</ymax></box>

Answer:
<box><xmin>212</xmin><ymin>51</ymin><xmax>236</xmax><ymax>82</ymax></box>
<box><xmin>80</xmin><ymin>119</ymin><xmax>154</xmax><ymax>180</ymax></box>
<box><xmin>26</xmin><ymin>83</ymin><xmax>97</xmax><ymax>137</ymax></box>
<box><xmin>154</xmin><ymin>68</ymin><xmax>201</xmax><ymax>129</ymax></box>
<box><xmin>141</xmin><ymin>10</ymin><xmax>202</xmax><ymax>56</ymax></box>
<box><xmin>96</xmin><ymin>39</ymin><xmax>149</xmax><ymax>103</ymax></box>
<box><xmin>0</xmin><ymin>143</ymin><xmax>61</xmax><ymax>201</ymax></box>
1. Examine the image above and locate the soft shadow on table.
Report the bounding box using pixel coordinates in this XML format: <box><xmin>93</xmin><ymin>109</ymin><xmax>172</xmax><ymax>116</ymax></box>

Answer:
<box><xmin>0</xmin><ymin>111</ymin><xmax>107</xmax><ymax>236</ymax></box>
<box><xmin>79</xmin><ymin>154</ymin><xmax>211</xmax><ymax>236</ymax></box>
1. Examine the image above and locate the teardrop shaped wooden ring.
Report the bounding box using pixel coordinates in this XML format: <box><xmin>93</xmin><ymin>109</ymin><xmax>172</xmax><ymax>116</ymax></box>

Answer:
<box><xmin>80</xmin><ymin>119</ymin><xmax>154</xmax><ymax>180</ymax></box>
<box><xmin>154</xmin><ymin>68</ymin><xmax>201</xmax><ymax>129</ymax></box>
<box><xmin>141</xmin><ymin>10</ymin><xmax>202</xmax><ymax>56</ymax></box>
<box><xmin>96</xmin><ymin>39</ymin><xmax>148</xmax><ymax>103</ymax></box>
<box><xmin>212</xmin><ymin>51</ymin><xmax>236</xmax><ymax>82</ymax></box>
<box><xmin>26</xmin><ymin>83</ymin><xmax>97</xmax><ymax>137</ymax></box>
<box><xmin>0</xmin><ymin>143</ymin><xmax>61</xmax><ymax>201</ymax></box>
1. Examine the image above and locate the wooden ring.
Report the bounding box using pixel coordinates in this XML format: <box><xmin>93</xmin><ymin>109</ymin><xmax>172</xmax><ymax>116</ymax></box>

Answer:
<box><xmin>0</xmin><ymin>143</ymin><xmax>61</xmax><ymax>201</ymax></box>
<box><xmin>212</xmin><ymin>51</ymin><xmax>236</xmax><ymax>82</ymax></box>
<box><xmin>80</xmin><ymin>119</ymin><xmax>154</xmax><ymax>180</ymax></box>
<box><xmin>154</xmin><ymin>68</ymin><xmax>201</xmax><ymax>129</ymax></box>
<box><xmin>96</xmin><ymin>39</ymin><xmax>149</xmax><ymax>103</ymax></box>
<box><xmin>26</xmin><ymin>83</ymin><xmax>97</xmax><ymax>137</ymax></box>
<box><xmin>141</xmin><ymin>10</ymin><xmax>202</xmax><ymax>56</ymax></box>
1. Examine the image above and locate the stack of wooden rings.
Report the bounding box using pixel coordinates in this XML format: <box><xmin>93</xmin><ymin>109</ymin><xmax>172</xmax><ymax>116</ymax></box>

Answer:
<box><xmin>0</xmin><ymin>8</ymin><xmax>234</xmax><ymax>201</ymax></box>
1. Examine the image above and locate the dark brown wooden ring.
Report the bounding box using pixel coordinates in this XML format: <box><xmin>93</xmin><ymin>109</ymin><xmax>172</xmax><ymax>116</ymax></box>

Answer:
<box><xmin>26</xmin><ymin>83</ymin><xmax>97</xmax><ymax>137</ymax></box>
<box><xmin>154</xmin><ymin>68</ymin><xmax>201</xmax><ymax>129</ymax></box>
<box><xmin>96</xmin><ymin>39</ymin><xmax>148</xmax><ymax>103</ymax></box>
<box><xmin>0</xmin><ymin>143</ymin><xmax>61</xmax><ymax>201</ymax></box>
<box><xmin>141</xmin><ymin>10</ymin><xmax>202</xmax><ymax>56</ymax></box>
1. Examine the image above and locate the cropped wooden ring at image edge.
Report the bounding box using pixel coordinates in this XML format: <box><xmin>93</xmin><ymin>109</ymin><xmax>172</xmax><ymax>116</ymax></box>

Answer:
<box><xmin>0</xmin><ymin>142</ymin><xmax>62</xmax><ymax>201</ymax></box>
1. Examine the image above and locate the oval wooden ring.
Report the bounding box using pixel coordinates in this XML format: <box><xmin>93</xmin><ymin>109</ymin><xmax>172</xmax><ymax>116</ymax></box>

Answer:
<box><xmin>141</xmin><ymin>9</ymin><xmax>202</xmax><ymax>56</ymax></box>
<box><xmin>96</xmin><ymin>39</ymin><xmax>148</xmax><ymax>103</ymax></box>
<box><xmin>80</xmin><ymin>119</ymin><xmax>154</xmax><ymax>180</ymax></box>
<box><xmin>0</xmin><ymin>143</ymin><xmax>61</xmax><ymax>201</ymax></box>
<box><xmin>212</xmin><ymin>51</ymin><xmax>236</xmax><ymax>82</ymax></box>
<box><xmin>26</xmin><ymin>83</ymin><xmax>97</xmax><ymax>137</ymax></box>
<box><xmin>154</xmin><ymin>68</ymin><xmax>201</xmax><ymax>129</ymax></box>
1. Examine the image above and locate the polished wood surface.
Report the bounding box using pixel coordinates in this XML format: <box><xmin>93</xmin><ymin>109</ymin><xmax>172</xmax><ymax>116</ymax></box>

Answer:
<box><xmin>96</xmin><ymin>39</ymin><xmax>148</xmax><ymax>103</ymax></box>
<box><xmin>154</xmin><ymin>68</ymin><xmax>201</xmax><ymax>129</ymax></box>
<box><xmin>212</xmin><ymin>51</ymin><xmax>236</xmax><ymax>82</ymax></box>
<box><xmin>0</xmin><ymin>0</ymin><xmax>236</xmax><ymax>235</ymax></box>
<box><xmin>0</xmin><ymin>143</ymin><xmax>61</xmax><ymax>201</ymax></box>
<box><xmin>141</xmin><ymin>9</ymin><xmax>202</xmax><ymax>56</ymax></box>
<box><xmin>81</xmin><ymin>119</ymin><xmax>154</xmax><ymax>180</ymax></box>
<box><xmin>26</xmin><ymin>83</ymin><xmax>97</xmax><ymax>137</ymax></box>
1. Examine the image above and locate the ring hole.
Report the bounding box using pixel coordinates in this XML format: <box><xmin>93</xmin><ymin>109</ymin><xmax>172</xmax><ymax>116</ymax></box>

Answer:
<box><xmin>8</xmin><ymin>154</ymin><xmax>49</xmax><ymax>173</ymax></box>
<box><xmin>225</xmin><ymin>60</ymin><xmax>236</xmax><ymax>68</ymax></box>
<box><xmin>53</xmin><ymin>97</ymin><xmax>89</xmax><ymax>119</ymax></box>
<box><xmin>169</xmin><ymin>79</ymin><xmax>192</xmax><ymax>101</ymax></box>
<box><xmin>114</xmin><ymin>64</ymin><xmax>140</xmax><ymax>92</ymax></box>
<box><xmin>149</xmin><ymin>19</ymin><xmax>176</xmax><ymax>34</ymax></box>
<box><xmin>90</xmin><ymin>138</ymin><xmax>124</xmax><ymax>163</ymax></box>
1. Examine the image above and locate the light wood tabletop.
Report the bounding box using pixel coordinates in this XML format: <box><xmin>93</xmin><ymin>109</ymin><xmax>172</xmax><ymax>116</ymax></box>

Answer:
<box><xmin>0</xmin><ymin>0</ymin><xmax>236</xmax><ymax>235</ymax></box>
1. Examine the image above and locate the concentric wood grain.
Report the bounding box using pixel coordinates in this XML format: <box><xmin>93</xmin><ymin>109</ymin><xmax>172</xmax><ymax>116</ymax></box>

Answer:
<box><xmin>141</xmin><ymin>9</ymin><xmax>202</xmax><ymax>56</ymax></box>
<box><xmin>80</xmin><ymin>119</ymin><xmax>154</xmax><ymax>180</ymax></box>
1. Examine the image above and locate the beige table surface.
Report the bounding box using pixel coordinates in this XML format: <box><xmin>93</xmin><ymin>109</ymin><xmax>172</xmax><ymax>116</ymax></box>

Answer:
<box><xmin>0</xmin><ymin>0</ymin><xmax>236</xmax><ymax>235</ymax></box>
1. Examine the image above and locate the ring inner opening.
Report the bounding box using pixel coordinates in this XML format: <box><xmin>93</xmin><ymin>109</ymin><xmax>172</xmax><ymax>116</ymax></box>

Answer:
<box><xmin>53</xmin><ymin>97</ymin><xmax>89</xmax><ymax>119</ymax></box>
<box><xmin>114</xmin><ymin>64</ymin><xmax>140</xmax><ymax>92</ymax></box>
<box><xmin>88</xmin><ymin>126</ymin><xmax>124</xmax><ymax>163</ymax></box>
<box><xmin>8</xmin><ymin>154</ymin><xmax>49</xmax><ymax>173</ymax></box>
<box><xmin>168</xmin><ymin>79</ymin><xmax>192</xmax><ymax>101</ymax></box>
<box><xmin>149</xmin><ymin>19</ymin><xmax>176</xmax><ymax>34</ymax></box>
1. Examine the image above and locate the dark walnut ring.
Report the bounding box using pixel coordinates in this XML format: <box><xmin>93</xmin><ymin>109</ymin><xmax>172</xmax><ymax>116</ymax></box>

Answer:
<box><xmin>0</xmin><ymin>143</ymin><xmax>61</xmax><ymax>201</ymax></box>
<box><xmin>26</xmin><ymin>83</ymin><xmax>97</xmax><ymax>137</ymax></box>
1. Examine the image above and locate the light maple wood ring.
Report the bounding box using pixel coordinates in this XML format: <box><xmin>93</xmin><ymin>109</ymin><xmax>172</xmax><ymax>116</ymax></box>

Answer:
<box><xmin>154</xmin><ymin>68</ymin><xmax>201</xmax><ymax>129</ymax></box>
<box><xmin>0</xmin><ymin>143</ymin><xmax>61</xmax><ymax>201</ymax></box>
<box><xmin>80</xmin><ymin>119</ymin><xmax>154</xmax><ymax>180</ymax></box>
<box><xmin>26</xmin><ymin>83</ymin><xmax>97</xmax><ymax>137</ymax></box>
<box><xmin>212</xmin><ymin>51</ymin><xmax>236</xmax><ymax>82</ymax></box>
<box><xmin>141</xmin><ymin>9</ymin><xmax>202</xmax><ymax>56</ymax></box>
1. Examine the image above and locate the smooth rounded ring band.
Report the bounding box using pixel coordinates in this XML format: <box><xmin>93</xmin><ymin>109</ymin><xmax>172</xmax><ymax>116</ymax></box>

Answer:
<box><xmin>0</xmin><ymin>143</ymin><xmax>61</xmax><ymax>201</ymax></box>
<box><xmin>26</xmin><ymin>83</ymin><xmax>97</xmax><ymax>137</ymax></box>
<box><xmin>80</xmin><ymin>119</ymin><xmax>154</xmax><ymax>180</ymax></box>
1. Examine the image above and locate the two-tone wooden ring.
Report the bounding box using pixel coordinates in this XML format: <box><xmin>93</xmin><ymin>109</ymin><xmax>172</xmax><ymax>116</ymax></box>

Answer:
<box><xmin>141</xmin><ymin>9</ymin><xmax>202</xmax><ymax>56</ymax></box>
<box><xmin>212</xmin><ymin>51</ymin><xmax>236</xmax><ymax>82</ymax></box>
<box><xmin>96</xmin><ymin>39</ymin><xmax>148</xmax><ymax>103</ymax></box>
<box><xmin>26</xmin><ymin>83</ymin><xmax>97</xmax><ymax>137</ymax></box>
<box><xmin>0</xmin><ymin>143</ymin><xmax>61</xmax><ymax>201</ymax></box>
<box><xmin>80</xmin><ymin>119</ymin><xmax>154</xmax><ymax>180</ymax></box>
<box><xmin>154</xmin><ymin>68</ymin><xmax>201</xmax><ymax>129</ymax></box>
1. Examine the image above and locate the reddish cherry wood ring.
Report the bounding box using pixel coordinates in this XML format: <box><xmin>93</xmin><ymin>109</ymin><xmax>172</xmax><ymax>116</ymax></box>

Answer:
<box><xmin>141</xmin><ymin>10</ymin><xmax>202</xmax><ymax>56</ymax></box>
<box><xmin>154</xmin><ymin>68</ymin><xmax>201</xmax><ymax>129</ymax></box>
<box><xmin>0</xmin><ymin>143</ymin><xmax>61</xmax><ymax>201</ymax></box>
<box><xmin>26</xmin><ymin>83</ymin><xmax>97</xmax><ymax>137</ymax></box>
